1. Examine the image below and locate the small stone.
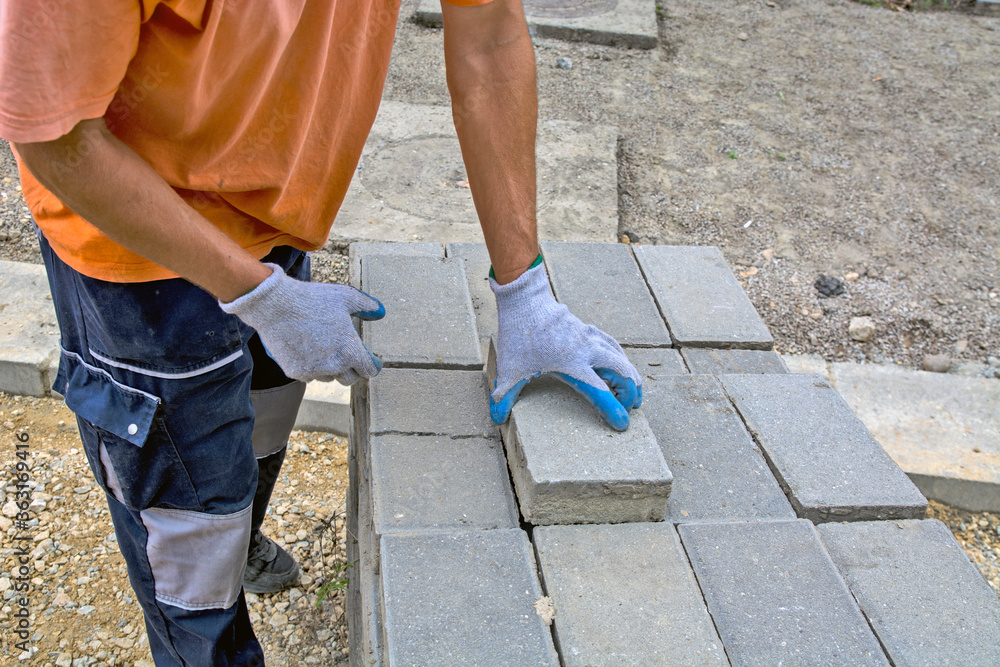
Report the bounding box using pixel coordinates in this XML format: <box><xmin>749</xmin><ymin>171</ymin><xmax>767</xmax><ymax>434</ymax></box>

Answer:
<box><xmin>954</xmin><ymin>339</ymin><xmax>968</xmax><ymax>354</ymax></box>
<box><xmin>0</xmin><ymin>516</ymin><xmax>11</xmax><ymax>531</ymax></box>
<box><xmin>556</xmin><ymin>57</ymin><xmax>573</xmax><ymax>70</ymax></box>
<box><xmin>53</xmin><ymin>592</ymin><xmax>71</xmax><ymax>606</ymax></box>
<box><xmin>849</xmin><ymin>316</ymin><xmax>876</xmax><ymax>342</ymax></box>
<box><xmin>866</xmin><ymin>267</ymin><xmax>880</xmax><ymax>279</ymax></box>
<box><xmin>113</xmin><ymin>637</ymin><xmax>134</xmax><ymax>649</ymax></box>
<box><xmin>2</xmin><ymin>421</ymin><xmax>14</xmax><ymax>430</ymax></box>
<box><xmin>270</xmin><ymin>612</ymin><xmax>289</xmax><ymax>629</ymax></box>
<box><xmin>815</xmin><ymin>274</ymin><xmax>845</xmax><ymax>297</ymax></box>
<box><xmin>55</xmin><ymin>653</ymin><xmax>72</xmax><ymax>667</ymax></box>
<box><xmin>761</xmin><ymin>248</ymin><xmax>775</xmax><ymax>262</ymax></box>
<box><xmin>921</xmin><ymin>354</ymin><xmax>951</xmax><ymax>373</ymax></box>
<box><xmin>844</xmin><ymin>272</ymin><xmax>860</xmax><ymax>282</ymax></box>
<box><xmin>0</xmin><ymin>578</ymin><xmax>10</xmax><ymax>592</ymax></box>
<box><xmin>737</xmin><ymin>32</ymin><xmax>749</xmax><ymax>41</ymax></box>
<box><xmin>73</xmin><ymin>485</ymin><xmax>92</xmax><ymax>494</ymax></box>
<box><xmin>77</xmin><ymin>605</ymin><xmax>96</xmax><ymax>615</ymax></box>
<box><xmin>2</xmin><ymin>501</ymin><xmax>18</xmax><ymax>518</ymax></box>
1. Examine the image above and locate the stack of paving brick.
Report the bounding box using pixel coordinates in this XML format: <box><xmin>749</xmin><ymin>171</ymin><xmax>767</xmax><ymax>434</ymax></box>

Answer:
<box><xmin>346</xmin><ymin>241</ymin><xmax>1000</xmax><ymax>667</ymax></box>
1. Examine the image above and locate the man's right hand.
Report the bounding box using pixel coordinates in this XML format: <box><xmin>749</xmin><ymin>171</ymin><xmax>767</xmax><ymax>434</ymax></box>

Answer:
<box><xmin>220</xmin><ymin>263</ymin><xmax>385</xmax><ymax>385</ymax></box>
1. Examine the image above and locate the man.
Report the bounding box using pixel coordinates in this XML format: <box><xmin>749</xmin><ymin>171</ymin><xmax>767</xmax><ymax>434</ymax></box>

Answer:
<box><xmin>0</xmin><ymin>0</ymin><xmax>642</xmax><ymax>664</ymax></box>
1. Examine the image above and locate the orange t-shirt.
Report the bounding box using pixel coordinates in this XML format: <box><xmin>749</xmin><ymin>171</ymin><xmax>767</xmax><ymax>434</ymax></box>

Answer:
<box><xmin>0</xmin><ymin>0</ymin><xmax>487</xmax><ymax>282</ymax></box>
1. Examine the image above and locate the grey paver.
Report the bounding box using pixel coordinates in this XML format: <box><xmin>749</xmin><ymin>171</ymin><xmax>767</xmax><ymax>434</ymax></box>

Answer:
<box><xmin>818</xmin><ymin>519</ymin><xmax>1000</xmax><ymax>667</ymax></box>
<box><xmin>368</xmin><ymin>368</ymin><xmax>496</xmax><ymax>438</ymax></box>
<box><xmin>446</xmin><ymin>243</ymin><xmax>495</xmax><ymax>359</ymax></box>
<box><xmin>0</xmin><ymin>260</ymin><xmax>60</xmax><ymax>397</ymax></box>
<box><xmin>832</xmin><ymin>362</ymin><xmax>1000</xmax><ymax>512</ymax></box>
<box><xmin>975</xmin><ymin>0</ymin><xmax>1000</xmax><ymax>16</ymax></box>
<box><xmin>380</xmin><ymin>529</ymin><xmax>559</xmax><ymax>667</ymax></box>
<box><xmin>347</xmin><ymin>241</ymin><xmax>442</xmax><ymax>289</ymax></box>
<box><xmin>330</xmin><ymin>102</ymin><xmax>617</xmax><ymax>245</ymax></box>
<box><xmin>642</xmin><ymin>375</ymin><xmax>794</xmax><ymax>522</ymax></box>
<box><xmin>501</xmin><ymin>372</ymin><xmax>672</xmax><ymax>526</ymax></box>
<box><xmin>370</xmin><ymin>434</ymin><xmax>518</xmax><ymax>536</ymax></box>
<box><xmin>682</xmin><ymin>348</ymin><xmax>787</xmax><ymax>374</ymax></box>
<box><xmin>415</xmin><ymin>0</ymin><xmax>658</xmax><ymax>49</ymax></box>
<box><xmin>625</xmin><ymin>346</ymin><xmax>687</xmax><ymax>375</ymax></box>
<box><xmin>678</xmin><ymin>520</ymin><xmax>890</xmax><ymax>667</ymax></box>
<box><xmin>360</xmin><ymin>254</ymin><xmax>482</xmax><ymax>369</ymax></box>
<box><xmin>542</xmin><ymin>241</ymin><xmax>671</xmax><ymax>347</ymax></box>
<box><xmin>721</xmin><ymin>374</ymin><xmax>927</xmax><ymax>522</ymax></box>
<box><xmin>534</xmin><ymin>523</ymin><xmax>728</xmax><ymax>667</ymax></box>
<box><xmin>633</xmin><ymin>245</ymin><xmax>774</xmax><ymax>349</ymax></box>
<box><xmin>293</xmin><ymin>380</ymin><xmax>349</xmax><ymax>435</ymax></box>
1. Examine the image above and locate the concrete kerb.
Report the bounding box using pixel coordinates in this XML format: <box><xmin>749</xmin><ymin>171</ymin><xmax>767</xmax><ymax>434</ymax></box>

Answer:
<box><xmin>0</xmin><ymin>260</ymin><xmax>60</xmax><ymax>397</ymax></box>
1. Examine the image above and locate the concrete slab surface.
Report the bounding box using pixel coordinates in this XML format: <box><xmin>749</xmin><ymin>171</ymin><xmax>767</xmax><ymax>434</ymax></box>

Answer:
<box><xmin>445</xmin><ymin>242</ymin><xmax>495</xmax><ymax>358</ymax></box>
<box><xmin>642</xmin><ymin>374</ymin><xmax>795</xmax><ymax>522</ymax></box>
<box><xmin>831</xmin><ymin>362</ymin><xmax>1000</xmax><ymax>512</ymax></box>
<box><xmin>633</xmin><ymin>245</ymin><xmax>774</xmax><ymax>350</ymax></box>
<box><xmin>368</xmin><ymin>368</ymin><xmax>496</xmax><ymax>438</ymax></box>
<box><xmin>818</xmin><ymin>519</ymin><xmax>1000</xmax><ymax>667</ymax></box>
<box><xmin>682</xmin><ymin>348</ymin><xmax>788</xmax><ymax>375</ymax></box>
<box><xmin>293</xmin><ymin>380</ymin><xmax>350</xmax><ymax>435</ymax></box>
<box><xmin>0</xmin><ymin>260</ymin><xmax>59</xmax><ymax>397</ymax></box>
<box><xmin>533</xmin><ymin>523</ymin><xmax>728</xmax><ymax>667</ymax></box>
<box><xmin>331</xmin><ymin>102</ymin><xmax>617</xmax><ymax>245</ymax></box>
<box><xmin>502</xmin><ymin>375</ymin><xmax>671</xmax><ymax>525</ymax></box>
<box><xmin>361</xmin><ymin>254</ymin><xmax>482</xmax><ymax>369</ymax></box>
<box><xmin>415</xmin><ymin>0</ymin><xmax>658</xmax><ymax>49</ymax></box>
<box><xmin>380</xmin><ymin>529</ymin><xmax>559</xmax><ymax>667</ymax></box>
<box><xmin>678</xmin><ymin>520</ymin><xmax>890</xmax><ymax>667</ymax></box>
<box><xmin>347</xmin><ymin>241</ymin><xmax>442</xmax><ymax>289</ymax></box>
<box><xmin>721</xmin><ymin>373</ymin><xmax>928</xmax><ymax>523</ymax></box>
<box><xmin>370</xmin><ymin>434</ymin><xmax>517</xmax><ymax>536</ymax></box>
<box><xmin>542</xmin><ymin>241</ymin><xmax>671</xmax><ymax>347</ymax></box>
<box><xmin>625</xmin><ymin>346</ymin><xmax>687</xmax><ymax>376</ymax></box>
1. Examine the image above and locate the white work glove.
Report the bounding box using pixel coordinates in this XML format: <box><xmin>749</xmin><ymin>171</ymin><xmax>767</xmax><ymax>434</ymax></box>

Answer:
<box><xmin>490</xmin><ymin>260</ymin><xmax>643</xmax><ymax>431</ymax></box>
<box><xmin>220</xmin><ymin>263</ymin><xmax>385</xmax><ymax>385</ymax></box>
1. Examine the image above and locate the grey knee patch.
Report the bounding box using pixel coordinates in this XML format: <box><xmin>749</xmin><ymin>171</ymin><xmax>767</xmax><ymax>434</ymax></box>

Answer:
<box><xmin>250</xmin><ymin>381</ymin><xmax>306</xmax><ymax>459</ymax></box>
<box><xmin>140</xmin><ymin>504</ymin><xmax>252</xmax><ymax>611</ymax></box>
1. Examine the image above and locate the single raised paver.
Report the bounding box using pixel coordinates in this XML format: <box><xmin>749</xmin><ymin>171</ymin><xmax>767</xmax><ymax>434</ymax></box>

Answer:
<box><xmin>368</xmin><ymin>368</ymin><xmax>496</xmax><ymax>438</ymax></box>
<box><xmin>370</xmin><ymin>434</ymin><xmax>518</xmax><ymax>536</ymax></box>
<box><xmin>642</xmin><ymin>375</ymin><xmax>794</xmax><ymax>522</ymax></box>
<box><xmin>293</xmin><ymin>380</ymin><xmax>350</xmax><ymax>435</ymax></box>
<box><xmin>678</xmin><ymin>520</ymin><xmax>890</xmax><ymax>667</ymax></box>
<box><xmin>446</xmin><ymin>243</ymin><xmax>496</xmax><ymax>358</ymax></box>
<box><xmin>361</xmin><ymin>254</ymin><xmax>482</xmax><ymax>369</ymax></box>
<box><xmin>347</xmin><ymin>241</ymin><xmax>442</xmax><ymax>289</ymax></box>
<box><xmin>0</xmin><ymin>260</ymin><xmax>60</xmax><ymax>397</ymax></box>
<box><xmin>832</xmin><ymin>362</ymin><xmax>1000</xmax><ymax>512</ymax></box>
<box><xmin>975</xmin><ymin>0</ymin><xmax>1000</xmax><ymax>16</ymax></box>
<box><xmin>499</xmin><ymin>370</ymin><xmax>672</xmax><ymax>525</ymax></box>
<box><xmin>682</xmin><ymin>348</ymin><xmax>787</xmax><ymax>375</ymax></box>
<box><xmin>721</xmin><ymin>373</ymin><xmax>927</xmax><ymax>522</ymax></box>
<box><xmin>380</xmin><ymin>529</ymin><xmax>559</xmax><ymax>667</ymax></box>
<box><xmin>625</xmin><ymin>346</ymin><xmax>687</xmax><ymax>375</ymax></box>
<box><xmin>330</xmin><ymin>102</ymin><xmax>617</xmax><ymax>245</ymax></box>
<box><xmin>818</xmin><ymin>519</ymin><xmax>1000</xmax><ymax>667</ymax></box>
<box><xmin>416</xmin><ymin>0</ymin><xmax>658</xmax><ymax>49</ymax></box>
<box><xmin>633</xmin><ymin>245</ymin><xmax>774</xmax><ymax>350</ymax></box>
<box><xmin>533</xmin><ymin>523</ymin><xmax>728</xmax><ymax>667</ymax></box>
<box><xmin>542</xmin><ymin>241</ymin><xmax>671</xmax><ymax>347</ymax></box>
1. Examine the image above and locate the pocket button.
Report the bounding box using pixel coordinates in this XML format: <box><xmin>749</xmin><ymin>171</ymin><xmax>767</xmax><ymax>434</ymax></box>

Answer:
<box><xmin>127</xmin><ymin>423</ymin><xmax>138</xmax><ymax>436</ymax></box>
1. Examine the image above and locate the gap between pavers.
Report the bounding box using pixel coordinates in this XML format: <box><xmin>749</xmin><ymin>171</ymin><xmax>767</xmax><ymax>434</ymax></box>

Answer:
<box><xmin>414</xmin><ymin>0</ymin><xmax>658</xmax><ymax>49</ymax></box>
<box><xmin>329</xmin><ymin>102</ymin><xmax>618</xmax><ymax>246</ymax></box>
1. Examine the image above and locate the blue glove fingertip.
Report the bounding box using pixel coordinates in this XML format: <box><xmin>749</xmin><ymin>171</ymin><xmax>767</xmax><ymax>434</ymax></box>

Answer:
<box><xmin>489</xmin><ymin>377</ymin><xmax>531</xmax><ymax>425</ymax></box>
<box><xmin>594</xmin><ymin>367</ymin><xmax>640</xmax><ymax>412</ymax></box>
<box><xmin>354</xmin><ymin>290</ymin><xmax>386</xmax><ymax>321</ymax></box>
<box><xmin>555</xmin><ymin>373</ymin><xmax>630</xmax><ymax>432</ymax></box>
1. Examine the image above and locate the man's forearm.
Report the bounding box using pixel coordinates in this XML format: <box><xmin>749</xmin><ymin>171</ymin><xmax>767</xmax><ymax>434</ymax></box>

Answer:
<box><xmin>442</xmin><ymin>0</ymin><xmax>539</xmax><ymax>285</ymax></box>
<box><xmin>14</xmin><ymin>119</ymin><xmax>271</xmax><ymax>302</ymax></box>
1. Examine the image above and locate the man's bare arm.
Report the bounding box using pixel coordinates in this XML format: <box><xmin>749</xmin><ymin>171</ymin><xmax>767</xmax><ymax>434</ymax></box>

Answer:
<box><xmin>441</xmin><ymin>0</ymin><xmax>539</xmax><ymax>285</ymax></box>
<box><xmin>13</xmin><ymin>118</ymin><xmax>271</xmax><ymax>301</ymax></box>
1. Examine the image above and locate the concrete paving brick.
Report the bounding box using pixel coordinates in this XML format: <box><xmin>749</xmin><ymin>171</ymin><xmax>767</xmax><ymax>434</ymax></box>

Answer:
<box><xmin>642</xmin><ymin>375</ymin><xmax>794</xmax><ymax>522</ymax></box>
<box><xmin>678</xmin><ymin>520</ymin><xmax>890</xmax><ymax>667</ymax></box>
<box><xmin>832</xmin><ymin>362</ymin><xmax>1000</xmax><ymax>512</ymax></box>
<box><xmin>360</xmin><ymin>254</ymin><xmax>482</xmax><ymax>369</ymax></box>
<box><xmin>347</xmin><ymin>241</ymin><xmax>442</xmax><ymax>289</ymax></box>
<box><xmin>818</xmin><ymin>519</ymin><xmax>1000</xmax><ymax>667</ymax></box>
<box><xmin>292</xmin><ymin>380</ymin><xmax>349</xmax><ymax>435</ymax></box>
<box><xmin>330</xmin><ymin>102</ymin><xmax>617</xmax><ymax>245</ymax></box>
<box><xmin>681</xmin><ymin>348</ymin><xmax>787</xmax><ymax>375</ymax></box>
<box><xmin>541</xmin><ymin>241</ymin><xmax>671</xmax><ymax>347</ymax></box>
<box><xmin>0</xmin><ymin>260</ymin><xmax>60</xmax><ymax>397</ymax></box>
<box><xmin>720</xmin><ymin>374</ymin><xmax>927</xmax><ymax>522</ymax></box>
<box><xmin>368</xmin><ymin>368</ymin><xmax>496</xmax><ymax>438</ymax></box>
<box><xmin>416</xmin><ymin>0</ymin><xmax>658</xmax><ymax>49</ymax></box>
<box><xmin>497</xmin><ymin>362</ymin><xmax>672</xmax><ymax>525</ymax></box>
<box><xmin>380</xmin><ymin>529</ymin><xmax>559</xmax><ymax>667</ymax></box>
<box><xmin>370</xmin><ymin>434</ymin><xmax>518</xmax><ymax>536</ymax></box>
<box><xmin>445</xmin><ymin>242</ymin><xmax>495</xmax><ymax>358</ymax></box>
<box><xmin>625</xmin><ymin>346</ymin><xmax>687</xmax><ymax>375</ymax></box>
<box><xmin>633</xmin><ymin>246</ymin><xmax>774</xmax><ymax>350</ymax></box>
<box><xmin>533</xmin><ymin>523</ymin><xmax>728</xmax><ymax>666</ymax></box>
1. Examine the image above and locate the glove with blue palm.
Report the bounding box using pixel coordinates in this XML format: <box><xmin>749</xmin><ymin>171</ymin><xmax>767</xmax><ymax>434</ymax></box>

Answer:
<box><xmin>489</xmin><ymin>258</ymin><xmax>643</xmax><ymax>431</ymax></box>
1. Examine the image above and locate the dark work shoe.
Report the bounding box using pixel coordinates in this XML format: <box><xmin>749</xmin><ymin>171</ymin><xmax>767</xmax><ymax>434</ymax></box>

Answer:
<box><xmin>244</xmin><ymin>531</ymin><xmax>300</xmax><ymax>594</ymax></box>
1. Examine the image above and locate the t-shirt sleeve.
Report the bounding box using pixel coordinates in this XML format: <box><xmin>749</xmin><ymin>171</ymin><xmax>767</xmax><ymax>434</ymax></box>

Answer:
<box><xmin>0</xmin><ymin>0</ymin><xmax>143</xmax><ymax>143</ymax></box>
<box><xmin>442</xmin><ymin>0</ymin><xmax>496</xmax><ymax>6</ymax></box>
